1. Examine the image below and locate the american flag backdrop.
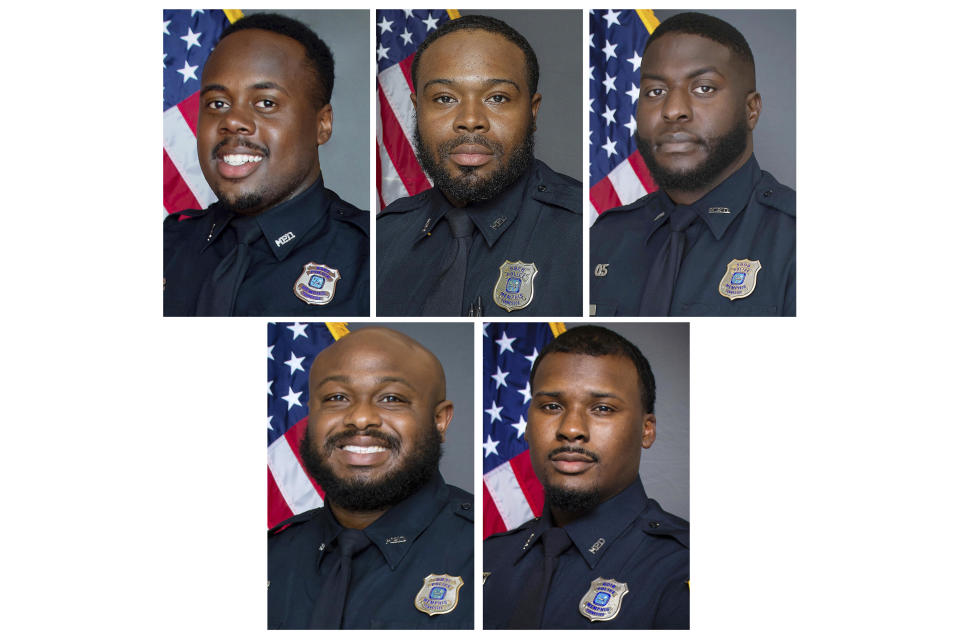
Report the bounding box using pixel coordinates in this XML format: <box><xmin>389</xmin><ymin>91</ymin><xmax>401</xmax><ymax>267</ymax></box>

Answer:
<box><xmin>267</xmin><ymin>322</ymin><xmax>351</xmax><ymax>529</ymax></box>
<box><xmin>589</xmin><ymin>9</ymin><xmax>660</xmax><ymax>225</ymax></box>
<box><xmin>482</xmin><ymin>322</ymin><xmax>565</xmax><ymax>538</ymax></box>
<box><xmin>162</xmin><ymin>9</ymin><xmax>242</xmax><ymax>216</ymax></box>
<box><xmin>375</xmin><ymin>9</ymin><xmax>459</xmax><ymax>212</ymax></box>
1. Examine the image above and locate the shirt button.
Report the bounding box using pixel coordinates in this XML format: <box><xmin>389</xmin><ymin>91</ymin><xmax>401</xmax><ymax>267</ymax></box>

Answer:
<box><xmin>762</xmin><ymin>189</ymin><xmax>773</xmax><ymax>197</ymax></box>
<box><xmin>648</xmin><ymin>521</ymin><xmax>661</xmax><ymax>529</ymax></box>
<box><xmin>460</xmin><ymin>503</ymin><xmax>472</xmax><ymax>511</ymax></box>
<box><xmin>537</xmin><ymin>184</ymin><xmax>547</xmax><ymax>192</ymax></box>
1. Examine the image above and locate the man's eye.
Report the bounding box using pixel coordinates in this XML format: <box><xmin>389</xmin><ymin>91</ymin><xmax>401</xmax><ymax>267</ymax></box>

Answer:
<box><xmin>593</xmin><ymin>404</ymin><xmax>615</xmax><ymax>413</ymax></box>
<box><xmin>487</xmin><ymin>94</ymin><xmax>509</xmax><ymax>104</ymax></box>
<box><xmin>207</xmin><ymin>99</ymin><xmax>228</xmax><ymax>110</ymax></box>
<box><xmin>644</xmin><ymin>87</ymin><xmax>665</xmax><ymax>98</ymax></box>
<box><xmin>381</xmin><ymin>394</ymin><xmax>405</xmax><ymax>403</ymax></box>
<box><xmin>540</xmin><ymin>402</ymin><xmax>562</xmax><ymax>412</ymax></box>
<box><xmin>256</xmin><ymin>99</ymin><xmax>277</xmax><ymax>109</ymax></box>
<box><xmin>324</xmin><ymin>394</ymin><xmax>348</xmax><ymax>402</ymax></box>
<box><xmin>693</xmin><ymin>85</ymin><xmax>716</xmax><ymax>94</ymax></box>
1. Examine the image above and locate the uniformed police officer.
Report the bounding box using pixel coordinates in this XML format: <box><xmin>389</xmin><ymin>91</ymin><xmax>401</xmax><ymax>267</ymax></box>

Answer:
<box><xmin>483</xmin><ymin>325</ymin><xmax>688</xmax><ymax>629</ymax></box>
<box><xmin>269</xmin><ymin>328</ymin><xmax>472</xmax><ymax>629</ymax></box>
<box><xmin>164</xmin><ymin>13</ymin><xmax>368</xmax><ymax>316</ymax></box>
<box><xmin>591</xmin><ymin>12</ymin><xmax>795</xmax><ymax>316</ymax></box>
<box><xmin>377</xmin><ymin>14</ymin><xmax>582</xmax><ymax>317</ymax></box>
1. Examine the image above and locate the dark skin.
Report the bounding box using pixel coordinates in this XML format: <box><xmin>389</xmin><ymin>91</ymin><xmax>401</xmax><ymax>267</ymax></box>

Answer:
<box><xmin>306</xmin><ymin>328</ymin><xmax>453</xmax><ymax>530</ymax></box>
<box><xmin>197</xmin><ymin>29</ymin><xmax>332</xmax><ymax>215</ymax></box>
<box><xmin>636</xmin><ymin>32</ymin><xmax>762</xmax><ymax>204</ymax></box>
<box><xmin>527</xmin><ymin>353</ymin><xmax>655</xmax><ymax>527</ymax></box>
<box><xmin>412</xmin><ymin>29</ymin><xmax>541</xmax><ymax>208</ymax></box>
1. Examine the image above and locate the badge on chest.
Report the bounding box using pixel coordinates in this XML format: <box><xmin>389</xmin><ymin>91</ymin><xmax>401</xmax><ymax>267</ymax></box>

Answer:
<box><xmin>493</xmin><ymin>260</ymin><xmax>538</xmax><ymax>311</ymax></box>
<box><xmin>718</xmin><ymin>258</ymin><xmax>761</xmax><ymax>301</ymax></box>
<box><xmin>414</xmin><ymin>573</ymin><xmax>463</xmax><ymax>616</ymax></box>
<box><xmin>579</xmin><ymin>577</ymin><xmax>629</xmax><ymax>622</ymax></box>
<box><xmin>294</xmin><ymin>262</ymin><xmax>340</xmax><ymax>305</ymax></box>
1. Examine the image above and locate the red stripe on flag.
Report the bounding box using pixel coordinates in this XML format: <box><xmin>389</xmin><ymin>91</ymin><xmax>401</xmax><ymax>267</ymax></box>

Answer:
<box><xmin>509</xmin><ymin>450</ymin><xmax>545</xmax><ymax>519</ymax></box>
<box><xmin>627</xmin><ymin>150</ymin><xmax>658</xmax><ymax>194</ymax></box>
<box><xmin>398</xmin><ymin>54</ymin><xmax>416</xmax><ymax>92</ymax></box>
<box><xmin>267</xmin><ymin>466</ymin><xmax>295</xmax><ymax>529</ymax></box>
<box><xmin>589</xmin><ymin>176</ymin><xmax>623</xmax><ymax>216</ymax></box>
<box><xmin>283</xmin><ymin>416</ymin><xmax>326</xmax><ymax>498</ymax></box>
<box><xmin>177</xmin><ymin>91</ymin><xmax>201</xmax><ymax>136</ymax></box>
<box><xmin>375</xmin><ymin>144</ymin><xmax>385</xmax><ymax>211</ymax></box>
<box><xmin>482</xmin><ymin>481</ymin><xmax>508</xmax><ymax>539</ymax></box>
<box><xmin>377</xmin><ymin>85</ymin><xmax>432</xmax><ymax>196</ymax></box>
<box><xmin>163</xmin><ymin>149</ymin><xmax>202</xmax><ymax>214</ymax></box>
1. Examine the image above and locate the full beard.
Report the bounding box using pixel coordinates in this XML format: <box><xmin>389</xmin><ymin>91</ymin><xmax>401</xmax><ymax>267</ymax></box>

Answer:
<box><xmin>414</xmin><ymin>120</ymin><xmax>536</xmax><ymax>205</ymax></box>
<box><xmin>543</xmin><ymin>482</ymin><xmax>603</xmax><ymax>515</ymax></box>
<box><xmin>635</xmin><ymin>116</ymin><xmax>748</xmax><ymax>192</ymax></box>
<box><xmin>300</xmin><ymin>426</ymin><xmax>443</xmax><ymax>512</ymax></box>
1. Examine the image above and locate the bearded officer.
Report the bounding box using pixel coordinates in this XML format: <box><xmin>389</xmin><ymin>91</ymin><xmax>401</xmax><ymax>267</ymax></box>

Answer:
<box><xmin>483</xmin><ymin>325</ymin><xmax>688</xmax><ymax>629</ymax></box>
<box><xmin>268</xmin><ymin>327</ymin><xmax>472</xmax><ymax>629</ymax></box>
<box><xmin>164</xmin><ymin>13</ymin><xmax>368</xmax><ymax>316</ymax></box>
<box><xmin>590</xmin><ymin>12</ymin><xmax>795</xmax><ymax>316</ymax></box>
<box><xmin>377</xmin><ymin>14</ymin><xmax>581</xmax><ymax>317</ymax></box>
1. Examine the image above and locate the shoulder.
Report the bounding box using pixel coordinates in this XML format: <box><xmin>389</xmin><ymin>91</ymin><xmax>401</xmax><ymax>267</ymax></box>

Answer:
<box><xmin>324</xmin><ymin>188</ymin><xmax>369</xmax><ymax>236</ymax></box>
<box><xmin>483</xmin><ymin>517</ymin><xmax>537</xmax><ymax>547</ymax></box>
<box><xmin>754</xmin><ymin>171</ymin><xmax>795</xmax><ymax>218</ymax></box>
<box><xmin>592</xmin><ymin>191</ymin><xmax>663</xmax><ymax>236</ymax></box>
<box><xmin>442</xmin><ymin>483</ymin><xmax>475</xmax><ymax>524</ymax></box>
<box><xmin>377</xmin><ymin>189</ymin><xmax>433</xmax><ymax>221</ymax></box>
<box><xmin>530</xmin><ymin>160</ymin><xmax>582</xmax><ymax>215</ymax></box>
<box><xmin>640</xmin><ymin>499</ymin><xmax>689</xmax><ymax>549</ymax></box>
<box><xmin>268</xmin><ymin>507</ymin><xmax>323</xmax><ymax>539</ymax></box>
<box><xmin>163</xmin><ymin>207</ymin><xmax>209</xmax><ymax>231</ymax></box>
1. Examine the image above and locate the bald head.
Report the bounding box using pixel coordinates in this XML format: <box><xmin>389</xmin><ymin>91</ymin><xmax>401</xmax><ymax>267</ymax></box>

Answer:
<box><xmin>309</xmin><ymin>327</ymin><xmax>447</xmax><ymax>405</ymax></box>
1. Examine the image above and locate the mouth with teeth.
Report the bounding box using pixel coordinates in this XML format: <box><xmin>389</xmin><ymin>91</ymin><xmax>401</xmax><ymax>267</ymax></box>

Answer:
<box><xmin>215</xmin><ymin>149</ymin><xmax>266</xmax><ymax>180</ymax></box>
<box><xmin>330</xmin><ymin>434</ymin><xmax>397</xmax><ymax>468</ymax></box>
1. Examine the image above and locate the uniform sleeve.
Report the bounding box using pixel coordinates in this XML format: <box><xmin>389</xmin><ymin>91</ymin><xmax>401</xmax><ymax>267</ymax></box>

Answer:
<box><xmin>653</xmin><ymin>576</ymin><xmax>690</xmax><ymax>630</ymax></box>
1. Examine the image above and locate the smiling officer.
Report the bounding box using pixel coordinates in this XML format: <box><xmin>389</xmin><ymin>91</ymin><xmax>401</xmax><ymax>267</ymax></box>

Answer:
<box><xmin>483</xmin><ymin>325</ymin><xmax>688</xmax><ymax>629</ymax></box>
<box><xmin>164</xmin><ymin>13</ymin><xmax>368</xmax><ymax>316</ymax></box>
<box><xmin>377</xmin><ymin>14</ymin><xmax>581</xmax><ymax>317</ymax></box>
<box><xmin>590</xmin><ymin>12</ymin><xmax>795</xmax><ymax>316</ymax></box>
<box><xmin>268</xmin><ymin>327</ymin><xmax>473</xmax><ymax>629</ymax></box>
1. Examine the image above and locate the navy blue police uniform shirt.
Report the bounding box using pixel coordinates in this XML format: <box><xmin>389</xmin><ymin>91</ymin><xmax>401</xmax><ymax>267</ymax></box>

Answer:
<box><xmin>590</xmin><ymin>155</ymin><xmax>795</xmax><ymax>316</ymax></box>
<box><xmin>268</xmin><ymin>473</ymin><xmax>473</xmax><ymax>630</ymax></box>
<box><xmin>377</xmin><ymin>160</ymin><xmax>581</xmax><ymax>316</ymax></box>
<box><xmin>164</xmin><ymin>176</ymin><xmax>369</xmax><ymax>316</ymax></box>
<box><xmin>483</xmin><ymin>477</ymin><xmax>688</xmax><ymax>629</ymax></box>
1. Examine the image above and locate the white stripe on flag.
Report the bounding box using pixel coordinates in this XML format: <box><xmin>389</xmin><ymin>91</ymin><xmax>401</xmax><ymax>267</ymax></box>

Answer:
<box><xmin>607</xmin><ymin>157</ymin><xmax>649</xmax><ymax>211</ymax></box>
<box><xmin>376</xmin><ymin>108</ymin><xmax>411</xmax><ymax>209</ymax></box>
<box><xmin>589</xmin><ymin>202</ymin><xmax>600</xmax><ymax>226</ymax></box>
<box><xmin>484</xmin><ymin>461</ymin><xmax>535</xmax><ymax>530</ymax></box>
<box><xmin>378</xmin><ymin>65</ymin><xmax>418</xmax><ymax>146</ymax></box>
<box><xmin>162</xmin><ymin>106</ymin><xmax>218</xmax><ymax>209</ymax></box>
<box><xmin>267</xmin><ymin>436</ymin><xmax>323</xmax><ymax>515</ymax></box>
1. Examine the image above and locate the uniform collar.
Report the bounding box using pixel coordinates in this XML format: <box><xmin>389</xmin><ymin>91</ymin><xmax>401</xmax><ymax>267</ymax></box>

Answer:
<box><xmin>514</xmin><ymin>477</ymin><xmax>650</xmax><ymax>570</ymax></box>
<box><xmin>645</xmin><ymin>154</ymin><xmax>761</xmax><ymax>244</ymax></box>
<box><xmin>416</xmin><ymin>164</ymin><xmax>534</xmax><ymax>248</ymax></box>
<box><xmin>314</xmin><ymin>472</ymin><xmax>450</xmax><ymax>571</ymax></box>
<box><xmin>202</xmin><ymin>175</ymin><xmax>332</xmax><ymax>261</ymax></box>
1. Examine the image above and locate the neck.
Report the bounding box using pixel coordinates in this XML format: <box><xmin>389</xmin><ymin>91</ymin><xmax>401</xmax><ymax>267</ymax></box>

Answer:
<box><xmin>663</xmin><ymin>144</ymin><xmax>752</xmax><ymax>206</ymax></box>
<box><xmin>549</xmin><ymin>505</ymin><xmax>585</xmax><ymax>528</ymax></box>
<box><xmin>329</xmin><ymin>502</ymin><xmax>389</xmax><ymax>530</ymax></box>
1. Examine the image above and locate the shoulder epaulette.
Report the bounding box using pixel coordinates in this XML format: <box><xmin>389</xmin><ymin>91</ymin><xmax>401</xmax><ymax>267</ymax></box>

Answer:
<box><xmin>755</xmin><ymin>173</ymin><xmax>796</xmax><ymax>218</ymax></box>
<box><xmin>377</xmin><ymin>190</ymin><xmax>431</xmax><ymax>218</ymax></box>
<box><xmin>268</xmin><ymin>507</ymin><xmax>322</xmax><ymax>537</ymax></box>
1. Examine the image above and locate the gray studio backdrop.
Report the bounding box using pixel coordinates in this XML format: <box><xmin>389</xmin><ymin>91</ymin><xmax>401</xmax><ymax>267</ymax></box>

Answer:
<box><xmin>459</xmin><ymin>10</ymin><xmax>582</xmax><ymax>181</ymax></box>
<box><xmin>241</xmin><ymin>9</ymin><xmax>370</xmax><ymax>209</ymax></box>
<box><xmin>654</xmin><ymin>9</ymin><xmax>796</xmax><ymax>189</ymax></box>
<box><xmin>343</xmin><ymin>322</ymin><xmax>474</xmax><ymax>494</ymax></box>
<box><xmin>565</xmin><ymin>322</ymin><xmax>689</xmax><ymax>520</ymax></box>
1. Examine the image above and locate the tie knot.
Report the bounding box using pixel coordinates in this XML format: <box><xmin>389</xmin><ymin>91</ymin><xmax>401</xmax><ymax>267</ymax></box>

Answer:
<box><xmin>541</xmin><ymin>527</ymin><xmax>573</xmax><ymax>558</ymax></box>
<box><xmin>669</xmin><ymin>206</ymin><xmax>699</xmax><ymax>232</ymax></box>
<box><xmin>445</xmin><ymin>210</ymin><xmax>474</xmax><ymax>238</ymax></box>
<box><xmin>336</xmin><ymin>528</ymin><xmax>370</xmax><ymax>558</ymax></box>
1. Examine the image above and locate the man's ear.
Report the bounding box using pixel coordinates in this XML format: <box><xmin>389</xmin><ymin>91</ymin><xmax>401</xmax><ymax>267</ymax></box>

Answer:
<box><xmin>434</xmin><ymin>400</ymin><xmax>454</xmax><ymax>442</ymax></box>
<box><xmin>316</xmin><ymin>103</ymin><xmax>333</xmax><ymax>146</ymax></box>
<box><xmin>641</xmin><ymin>413</ymin><xmax>657</xmax><ymax>449</ymax></box>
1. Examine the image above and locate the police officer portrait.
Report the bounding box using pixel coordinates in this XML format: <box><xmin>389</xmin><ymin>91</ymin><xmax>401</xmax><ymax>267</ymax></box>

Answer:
<box><xmin>482</xmin><ymin>323</ymin><xmax>689</xmax><ymax>629</ymax></box>
<box><xmin>162</xmin><ymin>10</ymin><xmax>370</xmax><ymax>316</ymax></box>
<box><xmin>267</xmin><ymin>322</ymin><xmax>473</xmax><ymax>629</ymax></box>
<box><xmin>376</xmin><ymin>10</ymin><xmax>583</xmax><ymax>317</ymax></box>
<box><xmin>590</xmin><ymin>10</ymin><xmax>796</xmax><ymax>316</ymax></box>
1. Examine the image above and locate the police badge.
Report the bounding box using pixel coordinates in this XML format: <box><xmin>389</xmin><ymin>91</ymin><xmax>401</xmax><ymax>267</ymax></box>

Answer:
<box><xmin>293</xmin><ymin>262</ymin><xmax>340</xmax><ymax>305</ymax></box>
<box><xmin>718</xmin><ymin>258</ymin><xmax>761</xmax><ymax>301</ymax></box>
<box><xmin>578</xmin><ymin>577</ymin><xmax>629</xmax><ymax>622</ymax></box>
<box><xmin>493</xmin><ymin>260</ymin><xmax>538</xmax><ymax>311</ymax></box>
<box><xmin>414</xmin><ymin>574</ymin><xmax>463</xmax><ymax>616</ymax></box>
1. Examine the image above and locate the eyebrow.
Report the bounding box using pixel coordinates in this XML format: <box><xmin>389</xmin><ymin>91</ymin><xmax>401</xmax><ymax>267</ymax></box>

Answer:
<box><xmin>314</xmin><ymin>375</ymin><xmax>416</xmax><ymax>389</ymax></box>
<box><xmin>641</xmin><ymin>66</ymin><xmax>725</xmax><ymax>82</ymax></box>
<box><xmin>533</xmin><ymin>390</ymin><xmax>625</xmax><ymax>400</ymax></box>
<box><xmin>200</xmin><ymin>81</ymin><xmax>290</xmax><ymax>95</ymax></box>
<box><xmin>422</xmin><ymin>77</ymin><xmax>521</xmax><ymax>92</ymax></box>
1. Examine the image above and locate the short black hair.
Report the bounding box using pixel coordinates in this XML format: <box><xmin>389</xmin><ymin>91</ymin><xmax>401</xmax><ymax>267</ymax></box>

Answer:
<box><xmin>646</xmin><ymin>11</ymin><xmax>754</xmax><ymax>69</ymax></box>
<box><xmin>530</xmin><ymin>326</ymin><xmax>657</xmax><ymax>414</ymax></box>
<box><xmin>216</xmin><ymin>12</ymin><xmax>334</xmax><ymax>108</ymax></box>
<box><xmin>411</xmin><ymin>14</ymin><xmax>540</xmax><ymax>96</ymax></box>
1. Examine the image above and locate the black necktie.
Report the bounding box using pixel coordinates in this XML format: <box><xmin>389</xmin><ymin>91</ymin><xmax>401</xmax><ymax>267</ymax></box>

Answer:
<box><xmin>309</xmin><ymin>528</ymin><xmax>371</xmax><ymax>629</ymax></box>
<box><xmin>422</xmin><ymin>209</ymin><xmax>474</xmax><ymax>316</ymax></box>
<box><xmin>638</xmin><ymin>205</ymin><xmax>699</xmax><ymax>316</ymax></box>
<box><xmin>195</xmin><ymin>219</ymin><xmax>261</xmax><ymax>316</ymax></box>
<box><xmin>508</xmin><ymin>527</ymin><xmax>573</xmax><ymax>628</ymax></box>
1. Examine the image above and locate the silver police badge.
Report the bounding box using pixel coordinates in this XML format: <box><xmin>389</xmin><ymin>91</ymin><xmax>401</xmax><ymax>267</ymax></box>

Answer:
<box><xmin>414</xmin><ymin>573</ymin><xmax>463</xmax><ymax>616</ymax></box>
<box><xmin>718</xmin><ymin>258</ymin><xmax>761</xmax><ymax>301</ymax></box>
<box><xmin>493</xmin><ymin>260</ymin><xmax>538</xmax><ymax>311</ymax></box>
<box><xmin>579</xmin><ymin>577</ymin><xmax>629</xmax><ymax>622</ymax></box>
<box><xmin>293</xmin><ymin>262</ymin><xmax>340</xmax><ymax>305</ymax></box>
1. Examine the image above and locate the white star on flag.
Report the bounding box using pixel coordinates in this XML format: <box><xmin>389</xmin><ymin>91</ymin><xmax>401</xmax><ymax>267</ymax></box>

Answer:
<box><xmin>496</xmin><ymin>331</ymin><xmax>516</xmax><ymax>354</ymax></box>
<box><xmin>625</xmin><ymin>115</ymin><xmax>637</xmax><ymax>137</ymax></box>
<box><xmin>602</xmin><ymin>136</ymin><xmax>618</xmax><ymax>158</ymax></box>
<box><xmin>602</xmin><ymin>105</ymin><xmax>617</xmax><ymax>126</ymax></box>
<box><xmin>180</xmin><ymin>27</ymin><xmax>202</xmax><ymax>50</ymax></box>
<box><xmin>482</xmin><ymin>435</ymin><xmax>500</xmax><ymax>458</ymax></box>
<box><xmin>422</xmin><ymin>14</ymin><xmax>439</xmax><ymax>31</ymax></box>
<box><xmin>628</xmin><ymin>51</ymin><xmax>643</xmax><ymax>72</ymax></box>
<box><xmin>287</xmin><ymin>322</ymin><xmax>309</xmax><ymax>340</ymax></box>
<box><xmin>400</xmin><ymin>29</ymin><xmax>414</xmax><ymax>45</ymax></box>
<box><xmin>602</xmin><ymin>40</ymin><xmax>618</xmax><ymax>60</ymax></box>
<box><xmin>377</xmin><ymin>16</ymin><xmax>393</xmax><ymax>33</ymax></box>
<box><xmin>511</xmin><ymin>415</ymin><xmax>527</xmax><ymax>438</ymax></box>
<box><xmin>177</xmin><ymin>60</ymin><xmax>198</xmax><ymax>83</ymax></box>
<box><xmin>524</xmin><ymin>348</ymin><xmax>539</xmax><ymax>368</ymax></box>
<box><xmin>485</xmin><ymin>401</ymin><xmax>504</xmax><ymax>423</ymax></box>
<box><xmin>518</xmin><ymin>381</ymin><xmax>532</xmax><ymax>404</ymax></box>
<box><xmin>491</xmin><ymin>366</ymin><xmax>510</xmax><ymax>389</ymax></box>
<box><xmin>285</xmin><ymin>352</ymin><xmax>306</xmax><ymax>375</ymax></box>
<box><xmin>377</xmin><ymin>43</ymin><xmax>390</xmax><ymax>61</ymax></box>
<box><xmin>267</xmin><ymin>344</ymin><xmax>275</xmax><ymax>360</ymax></box>
<box><xmin>603</xmin><ymin>73</ymin><xmax>617</xmax><ymax>94</ymax></box>
<box><xmin>267</xmin><ymin>380</ymin><xmax>274</xmax><ymax>397</ymax></box>
<box><xmin>627</xmin><ymin>83</ymin><xmax>641</xmax><ymax>104</ymax></box>
<box><xmin>603</xmin><ymin>10</ymin><xmax>622</xmax><ymax>28</ymax></box>
<box><xmin>281</xmin><ymin>388</ymin><xmax>303</xmax><ymax>410</ymax></box>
